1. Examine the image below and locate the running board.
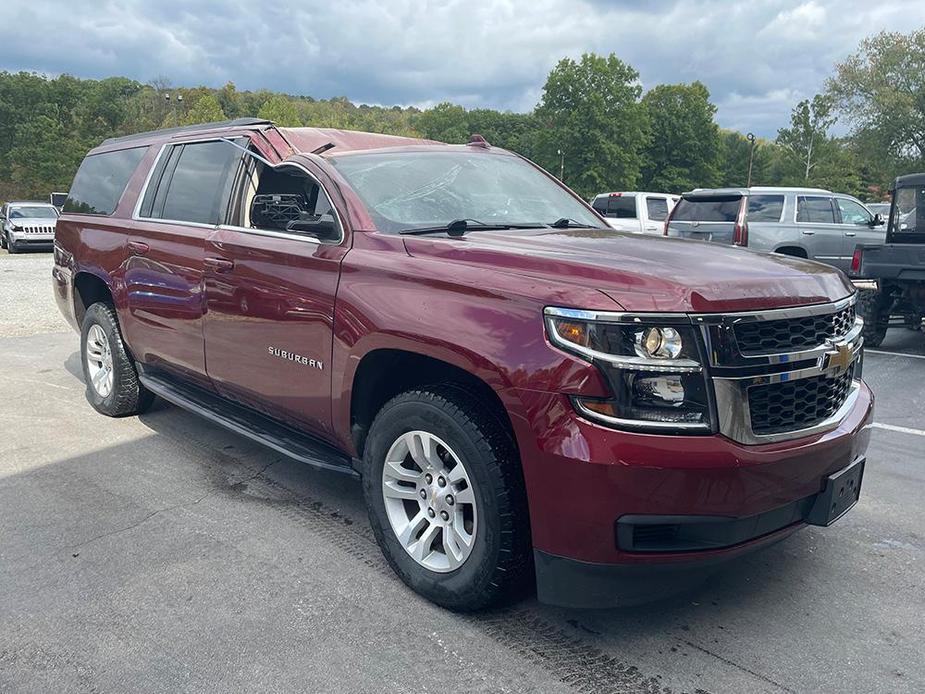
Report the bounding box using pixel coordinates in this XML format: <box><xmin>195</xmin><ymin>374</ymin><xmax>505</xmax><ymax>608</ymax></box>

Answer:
<box><xmin>137</xmin><ymin>368</ymin><xmax>359</xmax><ymax>478</ymax></box>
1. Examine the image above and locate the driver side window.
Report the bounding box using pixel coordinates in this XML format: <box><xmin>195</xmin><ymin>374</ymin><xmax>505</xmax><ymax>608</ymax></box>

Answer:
<box><xmin>836</xmin><ymin>199</ymin><xmax>872</xmax><ymax>226</ymax></box>
<box><xmin>233</xmin><ymin>157</ymin><xmax>341</xmax><ymax>242</ymax></box>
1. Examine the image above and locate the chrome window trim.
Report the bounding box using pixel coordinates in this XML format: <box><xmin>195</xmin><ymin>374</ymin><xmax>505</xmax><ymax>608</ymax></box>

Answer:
<box><xmin>217</xmin><ymin>224</ymin><xmax>323</xmax><ymax>245</ymax></box>
<box><xmin>132</xmin><ymin>142</ymin><xmax>169</xmax><ymax>220</ymax></box>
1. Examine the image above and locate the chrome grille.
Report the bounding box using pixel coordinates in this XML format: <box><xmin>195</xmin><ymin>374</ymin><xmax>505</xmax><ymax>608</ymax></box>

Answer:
<box><xmin>734</xmin><ymin>304</ymin><xmax>856</xmax><ymax>355</ymax></box>
<box><xmin>747</xmin><ymin>365</ymin><xmax>855</xmax><ymax>435</ymax></box>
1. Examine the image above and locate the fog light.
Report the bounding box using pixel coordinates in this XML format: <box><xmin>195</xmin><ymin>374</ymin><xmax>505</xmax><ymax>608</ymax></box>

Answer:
<box><xmin>634</xmin><ymin>374</ymin><xmax>685</xmax><ymax>406</ymax></box>
<box><xmin>635</xmin><ymin>327</ymin><xmax>683</xmax><ymax>359</ymax></box>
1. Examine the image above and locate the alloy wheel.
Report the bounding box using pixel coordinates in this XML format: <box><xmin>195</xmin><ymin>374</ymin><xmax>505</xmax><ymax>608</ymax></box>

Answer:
<box><xmin>381</xmin><ymin>430</ymin><xmax>478</xmax><ymax>572</ymax></box>
<box><xmin>85</xmin><ymin>324</ymin><xmax>114</xmax><ymax>398</ymax></box>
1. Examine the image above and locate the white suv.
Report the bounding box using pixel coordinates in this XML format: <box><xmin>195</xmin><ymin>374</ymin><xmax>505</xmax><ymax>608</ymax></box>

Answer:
<box><xmin>591</xmin><ymin>192</ymin><xmax>679</xmax><ymax>234</ymax></box>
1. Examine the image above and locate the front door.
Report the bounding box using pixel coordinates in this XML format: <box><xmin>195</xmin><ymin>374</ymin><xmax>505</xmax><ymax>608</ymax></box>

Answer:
<box><xmin>795</xmin><ymin>195</ymin><xmax>846</xmax><ymax>270</ymax></box>
<box><xmin>202</xmin><ymin>159</ymin><xmax>347</xmax><ymax>438</ymax></box>
<box><xmin>835</xmin><ymin>197</ymin><xmax>885</xmax><ymax>257</ymax></box>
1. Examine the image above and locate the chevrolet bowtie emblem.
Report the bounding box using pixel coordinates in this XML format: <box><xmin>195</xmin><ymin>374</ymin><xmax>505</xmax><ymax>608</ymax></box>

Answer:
<box><xmin>824</xmin><ymin>342</ymin><xmax>854</xmax><ymax>373</ymax></box>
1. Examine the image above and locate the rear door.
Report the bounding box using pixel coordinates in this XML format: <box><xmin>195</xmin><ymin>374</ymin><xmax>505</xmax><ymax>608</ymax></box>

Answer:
<box><xmin>123</xmin><ymin>138</ymin><xmax>240</xmax><ymax>387</ymax></box>
<box><xmin>667</xmin><ymin>194</ymin><xmax>742</xmax><ymax>244</ymax></box>
<box><xmin>202</xmin><ymin>155</ymin><xmax>348</xmax><ymax>439</ymax></box>
<box><xmin>795</xmin><ymin>195</ymin><xmax>846</xmax><ymax>270</ymax></box>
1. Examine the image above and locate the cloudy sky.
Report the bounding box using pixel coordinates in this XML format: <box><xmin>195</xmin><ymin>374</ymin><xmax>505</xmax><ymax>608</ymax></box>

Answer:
<box><xmin>2</xmin><ymin>0</ymin><xmax>924</xmax><ymax>136</ymax></box>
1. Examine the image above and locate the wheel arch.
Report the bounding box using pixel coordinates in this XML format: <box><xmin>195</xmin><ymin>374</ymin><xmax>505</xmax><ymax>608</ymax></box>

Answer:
<box><xmin>73</xmin><ymin>270</ymin><xmax>115</xmax><ymax>326</ymax></box>
<box><xmin>774</xmin><ymin>245</ymin><xmax>808</xmax><ymax>258</ymax></box>
<box><xmin>343</xmin><ymin>344</ymin><xmax>521</xmax><ymax>460</ymax></box>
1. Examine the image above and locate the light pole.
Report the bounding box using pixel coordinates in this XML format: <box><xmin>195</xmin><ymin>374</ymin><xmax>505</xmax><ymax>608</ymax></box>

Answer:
<box><xmin>746</xmin><ymin>132</ymin><xmax>757</xmax><ymax>187</ymax></box>
<box><xmin>557</xmin><ymin>149</ymin><xmax>564</xmax><ymax>181</ymax></box>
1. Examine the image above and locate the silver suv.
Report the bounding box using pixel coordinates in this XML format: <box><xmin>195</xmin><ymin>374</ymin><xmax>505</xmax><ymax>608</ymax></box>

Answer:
<box><xmin>665</xmin><ymin>186</ymin><xmax>885</xmax><ymax>273</ymax></box>
<box><xmin>1</xmin><ymin>201</ymin><xmax>59</xmax><ymax>253</ymax></box>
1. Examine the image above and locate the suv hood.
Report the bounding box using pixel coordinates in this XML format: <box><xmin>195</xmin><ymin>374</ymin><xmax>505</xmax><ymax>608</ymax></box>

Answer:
<box><xmin>403</xmin><ymin>228</ymin><xmax>853</xmax><ymax>313</ymax></box>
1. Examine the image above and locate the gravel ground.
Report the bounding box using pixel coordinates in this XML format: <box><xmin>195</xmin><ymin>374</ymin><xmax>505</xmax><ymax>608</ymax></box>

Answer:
<box><xmin>1</xmin><ymin>249</ymin><xmax>923</xmax><ymax>693</ymax></box>
<box><xmin>0</xmin><ymin>250</ymin><xmax>69</xmax><ymax>336</ymax></box>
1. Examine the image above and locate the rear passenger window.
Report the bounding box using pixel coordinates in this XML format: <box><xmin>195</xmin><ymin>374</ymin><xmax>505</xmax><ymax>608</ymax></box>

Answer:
<box><xmin>607</xmin><ymin>196</ymin><xmax>636</xmax><ymax>219</ymax></box>
<box><xmin>796</xmin><ymin>196</ymin><xmax>836</xmax><ymax>223</ymax></box>
<box><xmin>63</xmin><ymin>147</ymin><xmax>147</xmax><ymax>215</ymax></box>
<box><xmin>146</xmin><ymin>141</ymin><xmax>240</xmax><ymax>225</ymax></box>
<box><xmin>645</xmin><ymin>197</ymin><xmax>669</xmax><ymax>221</ymax></box>
<box><xmin>747</xmin><ymin>195</ymin><xmax>784</xmax><ymax>222</ymax></box>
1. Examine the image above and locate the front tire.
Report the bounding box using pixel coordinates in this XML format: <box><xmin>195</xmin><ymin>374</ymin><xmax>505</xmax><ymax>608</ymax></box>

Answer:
<box><xmin>857</xmin><ymin>290</ymin><xmax>890</xmax><ymax>348</ymax></box>
<box><xmin>363</xmin><ymin>386</ymin><xmax>531</xmax><ymax>611</ymax></box>
<box><xmin>80</xmin><ymin>302</ymin><xmax>155</xmax><ymax>417</ymax></box>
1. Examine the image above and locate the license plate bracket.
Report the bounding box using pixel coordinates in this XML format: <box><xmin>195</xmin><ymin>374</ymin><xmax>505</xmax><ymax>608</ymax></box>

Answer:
<box><xmin>807</xmin><ymin>457</ymin><xmax>865</xmax><ymax>526</ymax></box>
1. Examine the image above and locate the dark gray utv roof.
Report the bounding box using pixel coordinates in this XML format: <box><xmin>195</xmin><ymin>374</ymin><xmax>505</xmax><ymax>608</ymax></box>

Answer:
<box><xmin>893</xmin><ymin>173</ymin><xmax>925</xmax><ymax>189</ymax></box>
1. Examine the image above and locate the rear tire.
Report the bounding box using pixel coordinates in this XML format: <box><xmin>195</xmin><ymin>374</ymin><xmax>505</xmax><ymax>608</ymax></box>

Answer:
<box><xmin>80</xmin><ymin>302</ymin><xmax>155</xmax><ymax>417</ymax></box>
<box><xmin>363</xmin><ymin>386</ymin><xmax>532</xmax><ymax>611</ymax></box>
<box><xmin>857</xmin><ymin>290</ymin><xmax>890</xmax><ymax>348</ymax></box>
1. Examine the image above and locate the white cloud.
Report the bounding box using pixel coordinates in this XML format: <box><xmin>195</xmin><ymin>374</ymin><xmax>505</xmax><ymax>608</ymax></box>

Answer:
<box><xmin>0</xmin><ymin>0</ymin><xmax>923</xmax><ymax>135</ymax></box>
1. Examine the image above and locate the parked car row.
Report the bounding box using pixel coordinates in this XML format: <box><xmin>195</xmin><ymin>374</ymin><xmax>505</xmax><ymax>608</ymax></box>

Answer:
<box><xmin>52</xmin><ymin>119</ymin><xmax>871</xmax><ymax>611</ymax></box>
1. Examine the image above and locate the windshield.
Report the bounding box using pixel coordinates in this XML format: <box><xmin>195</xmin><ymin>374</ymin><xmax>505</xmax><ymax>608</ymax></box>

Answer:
<box><xmin>9</xmin><ymin>206</ymin><xmax>59</xmax><ymax>219</ymax></box>
<box><xmin>328</xmin><ymin>150</ymin><xmax>603</xmax><ymax>233</ymax></box>
<box><xmin>891</xmin><ymin>185</ymin><xmax>924</xmax><ymax>235</ymax></box>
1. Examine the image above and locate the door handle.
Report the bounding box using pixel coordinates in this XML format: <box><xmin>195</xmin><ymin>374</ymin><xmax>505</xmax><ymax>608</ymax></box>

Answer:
<box><xmin>204</xmin><ymin>257</ymin><xmax>235</xmax><ymax>272</ymax></box>
<box><xmin>801</xmin><ymin>230</ymin><xmax>815</xmax><ymax>236</ymax></box>
<box><xmin>845</xmin><ymin>231</ymin><xmax>857</xmax><ymax>237</ymax></box>
<box><xmin>127</xmin><ymin>240</ymin><xmax>149</xmax><ymax>255</ymax></box>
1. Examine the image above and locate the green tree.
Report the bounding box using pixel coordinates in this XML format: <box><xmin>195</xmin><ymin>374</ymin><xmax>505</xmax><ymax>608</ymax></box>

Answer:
<box><xmin>776</xmin><ymin>94</ymin><xmax>836</xmax><ymax>181</ymax></box>
<box><xmin>827</xmin><ymin>28</ymin><xmax>925</xmax><ymax>166</ymax></box>
<box><xmin>640</xmin><ymin>81</ymin><xmax>720</xmax><ymax>192</ymax></box>
<box><xmin>534</xmin><ymin>53</ymin><xmax>648</xmax><ymax>198</ymax></box>
<box><xmin>257</xmin><ymin>94</ymin><xmax>301</xmax><ymax>126</ymax></box>
<box><xmin>414</xmin><ymin>102</ymin><xmax>469</xmax><ymax>143</ymax></box>
<box><xmin>181</xmin><ymin>93</ymin><xmax>226</xmax><ymax>125</ymax></box>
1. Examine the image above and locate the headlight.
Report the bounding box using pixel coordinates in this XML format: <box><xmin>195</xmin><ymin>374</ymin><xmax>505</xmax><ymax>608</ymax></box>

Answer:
<box><xmin>545</xmin><ymin>307</ymin><xmax>715</xmax><ymax>432</ymax></box>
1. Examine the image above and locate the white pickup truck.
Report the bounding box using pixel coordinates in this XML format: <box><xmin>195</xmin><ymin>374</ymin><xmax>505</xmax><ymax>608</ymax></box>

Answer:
<box><xmin>591</xmin><ymin>192</ymin><xmax>679</xmax><ymax>234</ymax></box>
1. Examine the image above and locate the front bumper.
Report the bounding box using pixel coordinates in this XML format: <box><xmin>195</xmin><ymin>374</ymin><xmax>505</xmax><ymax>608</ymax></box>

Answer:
<box><xmin>513</xmin><ymin>380</ymin><xmax>873</xmax><ymax>607</ymax></box>
<box><xmin>9</xmin><ymin>231</ymin><xmax>55</xmax><ymax>248</ymax></box>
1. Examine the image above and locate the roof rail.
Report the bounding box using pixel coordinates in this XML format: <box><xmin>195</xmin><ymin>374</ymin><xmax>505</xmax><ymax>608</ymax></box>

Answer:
<box><xmin>100</xmin><ymin>118</ymin><xmax>272</xmax><ymax>146</ymax></box>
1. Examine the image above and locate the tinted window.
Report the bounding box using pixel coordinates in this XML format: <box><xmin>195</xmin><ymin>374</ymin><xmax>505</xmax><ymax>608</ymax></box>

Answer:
<box><xmin>63</xmin><ymin>147</ymin><xmax>147</xmax><ymax>215</ymax></box>
<box><xmin>672</xmin><ymin>196</ymin><xmax>741</xmax><ymax>222</ymax></box>
<box><xmin>157</xmin><ymin>141</ymin><xmax>240</xmax><ymax>225</ymax></box>
<box><xmin>608</xmin><ymin>196</ymin><xmax>637</xmax><ymax>218</ymax></box>
<box><xmin>645</xmin><ymin>197</ymin><xmax>669</xmax><ymax>221</ymax></box>
<box><xmin>747</xmin><ymin>195</ymin><xmax>784</xmax><ymax>222</ymax></box>
<box><xmin>836</xmin><ymin>198</ymin><xmax>872</xmax><ymax>225</ymax></box>
<box><xmin>796</xmin><ymin>196</ymin><xmax>836</xmax><ymax>223</ymax></box>
<box><xmin>592</xmin><ymin>197</ymin><xmax>608</xmax><ymax>214</ymax></box>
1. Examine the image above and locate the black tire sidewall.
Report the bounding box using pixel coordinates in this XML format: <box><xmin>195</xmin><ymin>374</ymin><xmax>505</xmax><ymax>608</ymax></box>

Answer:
<box><xmin>363</xmin><ymin>395</ymin><xmax>506</xmax><ymax>608</ymax></box>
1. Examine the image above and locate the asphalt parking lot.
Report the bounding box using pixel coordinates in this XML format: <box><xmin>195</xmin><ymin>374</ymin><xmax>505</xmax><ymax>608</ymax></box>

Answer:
<box><xmin>1</xmin><ymin>249</ymin><xmax>922</xmax><ymax>694</ymax></box>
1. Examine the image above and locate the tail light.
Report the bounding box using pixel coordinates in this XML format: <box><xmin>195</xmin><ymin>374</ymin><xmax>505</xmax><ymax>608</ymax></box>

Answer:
<box><xmin>851</xmin><ymin>247</ymin><xmax>862</xmax><ymax>274</ymax></box>
<box><xmin>733</xmin><ymin>220</ymin><xmax>748</xmax><ymax>246</ymax></box>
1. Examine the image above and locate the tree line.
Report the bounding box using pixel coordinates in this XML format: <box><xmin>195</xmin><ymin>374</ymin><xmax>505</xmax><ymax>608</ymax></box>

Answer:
<box><xmin>1</xmin><ymin>27</ymin><xmax>923</xmax><ymax>204</ymax></box>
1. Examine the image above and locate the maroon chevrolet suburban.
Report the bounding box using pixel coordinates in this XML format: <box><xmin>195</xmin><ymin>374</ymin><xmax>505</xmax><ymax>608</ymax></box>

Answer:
<box><xmin>53</xmin><ymin>119</ymin><xmax>872</xmax><ymax>610</ymax></box>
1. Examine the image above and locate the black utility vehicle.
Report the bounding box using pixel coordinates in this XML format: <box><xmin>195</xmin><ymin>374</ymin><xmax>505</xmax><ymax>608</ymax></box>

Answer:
<box><xmin>851</xmin><ymin>173</ymin><xmax>925</xmax><ymax>346</ymax></box>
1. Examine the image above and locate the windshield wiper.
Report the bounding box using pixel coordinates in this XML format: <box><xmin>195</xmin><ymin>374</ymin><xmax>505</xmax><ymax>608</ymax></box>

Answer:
<box><xmin>550</xmin><ymin>217</ymin><xmax>597</xmax><ymax>229</ymax></box>
<box><xmin>400</xmin><ymin>219</ymin><xmax>520</xmax><ymax>237</ymax></box>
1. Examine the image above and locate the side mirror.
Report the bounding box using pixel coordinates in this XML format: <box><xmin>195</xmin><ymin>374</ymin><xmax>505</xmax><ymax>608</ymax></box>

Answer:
<box><xmin>286</xmin><ymin>215</ymin><xmax>339</xmax><ymax>240</ymax></box>
<box><xmin>870</xmin><ymin>213</ymin><xmax>884</xmax><ymax>227</ymax></box>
